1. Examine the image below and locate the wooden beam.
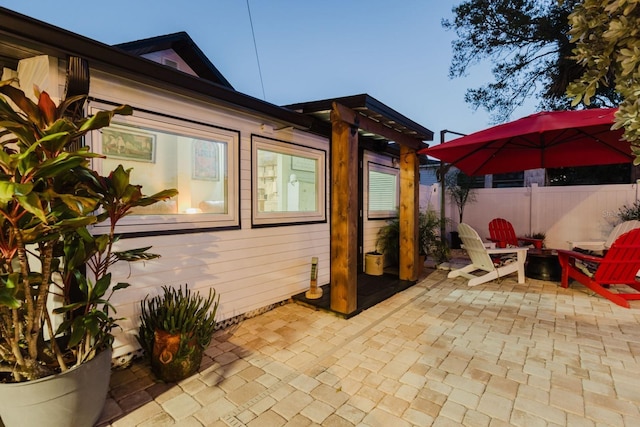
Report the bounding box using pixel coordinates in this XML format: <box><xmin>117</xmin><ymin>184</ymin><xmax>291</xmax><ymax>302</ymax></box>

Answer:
<box><xmin>332</xmin><ymin>102</ymin><xmax>425</xmax><ymax>150</ymax></box>
<box><xmin>398</xmin><ymin>144</ymin><xmax>420</xmax><ymax>281</ymax></box>
<box><xmin>330</xmin><ymin>106</ymin><xmax>359</xmax><ymax>315</ymax></box>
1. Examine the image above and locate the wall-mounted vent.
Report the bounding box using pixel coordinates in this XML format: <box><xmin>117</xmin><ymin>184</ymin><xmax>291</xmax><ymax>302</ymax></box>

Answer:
<box><xmin>162</xmin><ymin>58</ymin><xmax>179</xmax><ymax>70</ymax></box>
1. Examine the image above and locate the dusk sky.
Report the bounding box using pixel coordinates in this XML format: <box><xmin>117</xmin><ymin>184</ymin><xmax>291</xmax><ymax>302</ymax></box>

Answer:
<box><xmin>1</xmin><ymin>1</ymin><xmax>538</xmax><ymax>144</ymax></box>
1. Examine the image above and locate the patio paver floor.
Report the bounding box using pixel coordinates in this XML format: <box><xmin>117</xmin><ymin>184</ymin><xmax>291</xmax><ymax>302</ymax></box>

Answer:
<box><xmin>98</xmin><ymin>261</ymin><xmax>640</xmax><ymax>427</ymax></box>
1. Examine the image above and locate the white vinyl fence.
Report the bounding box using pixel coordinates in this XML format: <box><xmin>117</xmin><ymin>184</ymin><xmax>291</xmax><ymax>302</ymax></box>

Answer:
<box><xmin>421</xmin><ymin>182</ymin><xmax>640</xmax><ymax>250</ymax></box>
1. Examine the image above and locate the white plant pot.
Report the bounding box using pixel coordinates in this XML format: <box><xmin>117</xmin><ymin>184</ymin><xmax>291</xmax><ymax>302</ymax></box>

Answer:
<box><xmin>0</xmin><ymin>348</ymin><xmax>112</xmax><ymax>427</ymax></box>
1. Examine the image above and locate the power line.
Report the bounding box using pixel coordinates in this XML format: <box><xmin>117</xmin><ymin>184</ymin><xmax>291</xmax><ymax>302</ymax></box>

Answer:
<box><xmin>246</xmin><ymin>0</ymin><xmax>266</xmax><ymax>100</ymax></box>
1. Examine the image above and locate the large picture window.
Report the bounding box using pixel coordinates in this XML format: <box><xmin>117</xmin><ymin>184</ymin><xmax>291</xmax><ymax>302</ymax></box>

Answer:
<box><xmin>88</xmin><ymin>103</ymin><xmax>239</xmax><ymax>233</ymax></box>
<box><xmin>252</xmin><ymin>136</ymin><xmax>326</xmax><ymax>226</ymax></box>
<box><xmin>368</xmin><ymin>163</ymin><xmax>399</xmax><ymax>219</ymax></box>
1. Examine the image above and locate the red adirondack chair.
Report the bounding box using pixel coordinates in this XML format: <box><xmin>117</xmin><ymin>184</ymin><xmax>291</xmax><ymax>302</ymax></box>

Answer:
<box><xmin>557</xmin><ymin>228</ymin><xmax>640</xmax><ymax>308</ymax></box>
<box><xmin>488</xmin><ymin>218</ymin><xmax>543</xmax><ymax>249</ymax></box>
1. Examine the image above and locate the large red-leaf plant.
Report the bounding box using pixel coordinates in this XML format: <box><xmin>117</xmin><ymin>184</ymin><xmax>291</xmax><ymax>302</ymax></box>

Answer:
<box><xmin>0</xmin><ymin>80</ymin><xmax>177</xmax><ymax>382</ymax></box>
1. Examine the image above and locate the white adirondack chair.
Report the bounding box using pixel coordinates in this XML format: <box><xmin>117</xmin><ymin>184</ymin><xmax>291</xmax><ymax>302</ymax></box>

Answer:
<box><xmin>568</xmin><ymin>220</ymin><xmax>640</xmax><ymax>277</ymax></box>
<box><xmin>569</xmin><ymin>220</ymin><xmax>640</xmax><ymax>253</ymax></box>
<box><xmin>448</xmin><ymin>223</ymin><xmax>529</xmax><ymax>287</ymax></box>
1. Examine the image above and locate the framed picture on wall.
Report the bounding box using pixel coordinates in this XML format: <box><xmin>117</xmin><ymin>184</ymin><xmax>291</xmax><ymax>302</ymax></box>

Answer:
<box><xmin>193</xmin><ymin>139</ymin><xmax>219</xmax><ymax>181</ymax></box>
<box><xmin>101</xmin><ymin>125</ymin><xmax>155</xmax><ymax>163</ymax></box>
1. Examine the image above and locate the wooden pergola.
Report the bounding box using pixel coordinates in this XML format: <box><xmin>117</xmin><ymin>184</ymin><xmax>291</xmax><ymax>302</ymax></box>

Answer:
<box><xmin>286</xmin><ymin>94</ymin><xmax>433</xmax><ymax>315</ymax></box>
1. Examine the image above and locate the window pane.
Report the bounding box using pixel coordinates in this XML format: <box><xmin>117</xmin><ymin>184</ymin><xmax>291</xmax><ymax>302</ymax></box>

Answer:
<box><xmin>257</xmin><ymin>149</ymin><xmax>317</xmax><ymax>213</ymax></box>
<box><xmin>369</xmin><ymin>170</ymin><xmax>397</xmax><ymax>212</ymax></box>
<box><xmin>100</xmin><ymin>124</ymin><xmax>228</xmax><ymax>215</ymax></box>
<box><xmin>252</xmin><ymin>136</ymin><xmax>326</xmax><ymax>226</ymax></box>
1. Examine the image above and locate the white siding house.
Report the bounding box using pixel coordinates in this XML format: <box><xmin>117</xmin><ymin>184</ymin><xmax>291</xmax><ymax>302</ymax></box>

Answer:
<box><xmin>0</xmin><ymin>8</ymin><xmax>433</xmax><ymax>362</ymax></box>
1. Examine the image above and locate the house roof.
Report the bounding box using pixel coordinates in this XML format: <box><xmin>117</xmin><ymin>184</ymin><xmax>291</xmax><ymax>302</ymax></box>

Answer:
<box><xmin>113</xmin><ymin>32</ymin><xmax>234</xmax><ymax>90</ymax></box>
<box><xmin>0</xmin><ymin>7</ymin><xmax>433</xmax><ymax>149</ymax></box>
<box><xmin>0</xmin><ymin>7</ymin><xmax>317</xmax><ymax>133</ymax></box>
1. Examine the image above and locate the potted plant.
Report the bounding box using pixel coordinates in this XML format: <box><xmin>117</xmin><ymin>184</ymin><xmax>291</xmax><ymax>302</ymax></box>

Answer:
<box><xmin>376</xmin><ymin>215</ymin><xmax>400</xmax><ymax>268</ymax></box>
<box><xmin>373</xmin><ymin>208</ymin><xmax>450</xmax><ymax>274</ymax></box>
<box><xmin>445</xmin><ymin>170</ymin><xmax>478</xmax><ymax>248</ymax></box>
<box><xmin>364</xmin><ymin>248</ymin><xmax>385</xmax><ymax>276</ymax></box>
<box><xmin>137</xmin><ymin>284</ymin><xmax>219</xmax><ymax>382</ymax></box>
<box><xmin>419</xmin><ymin>208</ymin><xmax>451</xmax><ymax>265</ymax></box>
<box><xmin>0</xmin><ymin>81</ymin><xmax>177</xmax><ymax>426</ymax></box>
<box><xmin>618</xmin><ymin>201</ymin><xmax>640</xmax><ymax>221</ymax></box>
<box><xmin>524</xmin><ymin>232</ymin><xmax>546</xmax><ymax>249</ymax></box>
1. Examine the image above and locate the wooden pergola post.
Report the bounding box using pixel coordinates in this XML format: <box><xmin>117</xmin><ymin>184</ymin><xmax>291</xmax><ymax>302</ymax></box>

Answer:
<box><xmin>330</xmin><ymin>105</ymin><xmax>359</xmax><ymax>314</ymax></box>
<box><xmin>398</xmin><ymin>144</ymin><xmax>420</xmax><ymax>282</ymax></box>
<box><xmin>329</xmin><ymin>102</ymin><xmax>424</xmax><ymax>315</ymax></box>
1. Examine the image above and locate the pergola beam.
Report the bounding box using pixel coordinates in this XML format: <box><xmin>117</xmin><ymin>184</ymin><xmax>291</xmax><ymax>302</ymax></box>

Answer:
<box><xmin>331</xmin><ymin>102</ymin><xmax>425</xmax><ymax>151</ymax></box>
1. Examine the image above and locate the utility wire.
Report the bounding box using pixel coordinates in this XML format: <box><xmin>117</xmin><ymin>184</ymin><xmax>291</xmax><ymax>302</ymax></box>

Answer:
<box><xmin>246</xmin><ymin>0</ymin><xmax>266</xmax><ymax>100</ymax></box>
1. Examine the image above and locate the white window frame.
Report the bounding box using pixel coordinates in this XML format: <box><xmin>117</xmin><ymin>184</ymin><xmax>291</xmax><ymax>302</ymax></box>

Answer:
<box><xmin>87</xmin><ymin>102</ymin><xmax>240</xmax><ymax>234</ymax></box>
<box><xmin>252</xmin><ymin>135</ymin><xmax>326</xmax><ymax>226</ymax></box>
<box><xmin>367</xmin><ymin>162</ymin><xmax>399</xmax><ymax>219</ymax></box>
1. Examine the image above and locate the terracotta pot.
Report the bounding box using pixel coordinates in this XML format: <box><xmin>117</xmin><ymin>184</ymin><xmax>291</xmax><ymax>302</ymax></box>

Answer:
<box><xmin>532</xmin><ymin>239</ymin><xmax>544</xmax><ymax>249</ymax></box>
<box><xmin>151</xmin><ymin>330</ymin><xmax>203</xmax><ymax>382</ymax></box>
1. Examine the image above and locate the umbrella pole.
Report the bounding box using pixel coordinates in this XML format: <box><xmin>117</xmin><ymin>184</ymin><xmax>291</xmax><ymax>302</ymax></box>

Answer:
<box><xmin>438</xmin><ymin>130</ymin><xmax>466</xmax><ymax>245</ymax></box>
<box><xmin>440</xmin><ymin>161</ymin><xmax>446</xmax><ymax>242</ymax></box>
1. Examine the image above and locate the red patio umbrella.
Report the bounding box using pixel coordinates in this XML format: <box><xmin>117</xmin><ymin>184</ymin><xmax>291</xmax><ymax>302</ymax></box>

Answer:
<box><xmin>420</xmin><ymin>108</ymin><xmax>632</xmax><ymax>176</ymax></box>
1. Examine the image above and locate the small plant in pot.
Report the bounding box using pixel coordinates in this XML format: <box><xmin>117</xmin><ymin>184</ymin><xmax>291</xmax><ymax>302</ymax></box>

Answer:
<box><xmin>137</xmin><ymin>284</ymin><xmax>219</xmax><ymax>382</ymax></box>
<box><xmin>364</xmin><ymin>245</ymin><xmax>385</xmax><ymax>276</ymax></box>
<box><xmin>419</xmin><ymin>208</ymin><xmax>451</xmax><ymax>265</ymax></box>
<box><xmin>376</xmin><ymin>215</ymin><xmax>400</xmax><ymax>267</ymax></box>
<box><xmin>374</xmin><ymin>208</ymin><xmax>450</xmax><ymax>273</ymax></box>
<box><xmin>0</xmin><ymin>81</ymin><xmax>177</xmax><ymax>426</ymax></box>
<box><xmin>524</xmin><ymin>232</ymin><xmax>546</xmax><ymax>249</ymax></box>
<box><xmin>618</xmin><ymin>201</ymin><xmax>640</xmax><ymax>221</ymax></box>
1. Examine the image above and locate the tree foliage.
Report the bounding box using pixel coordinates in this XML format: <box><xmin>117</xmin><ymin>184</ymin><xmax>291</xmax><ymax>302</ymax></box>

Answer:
<box><xmin>566</xmin><ymin>0</ymin><xmax>640</xmax><ymax>160</ymax></box>
<box><xmin>444</xmin><ymin>0</ymin><xmax>620</xmax><ymax>123</ymax></box>
<box><xmin>445</xmin><ymin>170</ymin><xmax>478</xmax><ymax>223</ymax></box>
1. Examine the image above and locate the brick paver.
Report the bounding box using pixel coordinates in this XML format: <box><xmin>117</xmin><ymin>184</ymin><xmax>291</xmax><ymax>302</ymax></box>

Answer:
<box><xmin>98</xmin><ymin>265</ymin><xmax>640</xmax><ymax>426</ymax></box>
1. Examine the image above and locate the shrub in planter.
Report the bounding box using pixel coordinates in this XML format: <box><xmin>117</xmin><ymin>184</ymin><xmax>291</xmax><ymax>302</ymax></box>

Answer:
<box><xmin>445</xmin><ymin>170</ymin><xmax>478</xmax><ymax>224</ymax></box>
<box><xmin>419</xmin><ymin>208</ymin><xmax>451</xmax><ymax>264</ymax></box>
<box><xmin>524</xmin><ymin>232</ymin><xmax>546</xmax><ymax>249</ymax></box>
<box><xmin>376</xmin><ymin>208</ymin><xmax>450</xmax><ymax>267</ymax></box>
<box><xmin>376</xmin><ymin>216</ymin><xmax>400</xmax><ymax>267</ymax></box>
<box><xmin>0</xmin><ymin>81</ymin><xmax>177</xmax><ymax>425</ymax></box>
<box><xmin>137</xmin><ymin>284</ymin><xmax>219</xmax><ymax>382</ymax></box>
<box><xmin>618</xmin><ymin>201</ymin><xmax>640</xmax><ymax>221</ymax></box>
<box><xmin>0</xmin><ymin>81</ymin><xmax>177</xmax><ymax>381</ymax></box>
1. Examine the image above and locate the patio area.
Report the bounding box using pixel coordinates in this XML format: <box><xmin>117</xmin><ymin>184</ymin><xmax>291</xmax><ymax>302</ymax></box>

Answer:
<box><xmin>97</xmin><ymin>254</ymin><xmax>640</xmax><ymax>427</ymax></box>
